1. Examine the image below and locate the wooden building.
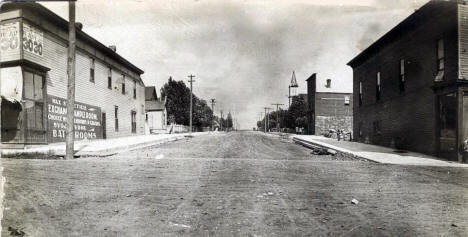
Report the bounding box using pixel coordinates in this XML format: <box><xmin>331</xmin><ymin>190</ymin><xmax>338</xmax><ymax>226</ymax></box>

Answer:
<box><xmin>0</xmin><ymin>3</ymin><xmax>146</xmax><ymax>149</ymax></box>
<box><xmin>144</xmin><ymin>86</ymin><xmax>167</xmax><ymax>134</ymax></box>
<box><xmin>348</xmin><ymin>0</ymin><xmax>468</xmax><ymax>162</ymax></box>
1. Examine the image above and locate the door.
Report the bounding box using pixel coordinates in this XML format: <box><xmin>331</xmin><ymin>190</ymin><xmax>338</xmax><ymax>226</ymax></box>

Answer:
<box><xmin>23</xmin><ymin>71</ymin><xmax>46</xmax><ymax>144</ymax></box>
<box><xmin>131</xmin><ymin>111</ymin><xmax>136</xmax><ymax>133</ymax></box>
<box><xmin>102</xmin><ymin>112</ymin><xmax>107</xmax><ymax>139</ymax></box>
<box><xmin>438</xmin><ymin>93</ymin><xmax>457</xmax><ymax>160</ymax></box>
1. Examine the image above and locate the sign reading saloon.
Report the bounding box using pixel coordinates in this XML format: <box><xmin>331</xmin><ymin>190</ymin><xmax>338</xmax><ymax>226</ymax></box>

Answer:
<box><xmin>23</xmin><ymin>23</ymin><xmax>43</xmax><ymax>57</ymax></box>
<box><xmin>47</xmin><ymin>95</ymin><xmax>102</xmax><ymax>143</ymax></box>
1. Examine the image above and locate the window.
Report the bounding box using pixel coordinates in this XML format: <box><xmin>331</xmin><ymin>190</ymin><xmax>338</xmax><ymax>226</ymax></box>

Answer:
<box><xmin>373</xmin><ymin>120</ymin><xmax>382</xmax><ymax>135</ymax></box>
<box><xmin>90</xmin><ymin>58</ymin><xmax>95</xmax><ymax>83</ymax></box>
<box><xmin>121</xmin><ymin>74</ymin><xmax>126</xmax><ymax>94</ymax></box>
<box><xmin>131</xmin><ymin>111</ymin><xmax>137</xmax><ymax>133</ymax></box>
<box><xmin>359</xmin><ymin>122</ymin><xmax>363</xmax><ymax>138</ymax></box>
<box><xmin>114</xmin><ymin>106</ymin><xmax>119</xmax><ymax>132</ymax></box>
<box><xmin>344</xmin><ymin>96</ymin><xmax>350</xmax><ymax>105</ymax></box>
<box><xmin>376</xmin><ymin>72</ymin><xmax>381</xmax><ymax>101</ymax></box>
<box><xmin>436</xmin><ymin>39</ymin><xmax>444</xmax><ymax>81</ymax></box>
<box><xmin>359</xmin><ymin>81</ymin><xmax>363</xmax><ymax>106</ymax></box>
<box><xmin>133</xmin><ymin>80</ymin><xmax>137</xmax><ymax>99</ymax></box>
<box><xmin>23</xmin><ymin>71</ymin><xmax>45</xmax><ymax>143</ymax></box>
<box><xmin>399</xmin><ymin>59</ymin><xmax>405</xmax><ymax>92</ymax></box>
<box><xmin>107</xmin><ymin>67</ymin><xmax>112</xmax><ymax>89</ymax></box>
<box><xmin>326</xmin><ymin>79</ymin><xmax>331</xmax><ymax>88</ymax></box>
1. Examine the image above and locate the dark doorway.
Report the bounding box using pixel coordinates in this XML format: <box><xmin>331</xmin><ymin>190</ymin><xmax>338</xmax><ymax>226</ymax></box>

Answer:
<box><xmin>102</xmin><ymin>112</ymin><xmax>107</xmax><ymax>139</ymax></box>
<box><xmin>1</xmin><ymin>99</ymin><xmax>23</xmax><ymax>143</ymax></box>
<box><xmin>438</xmin><ymin>92</ymin><xmax>457</xmax><ymax>160</ymax></box>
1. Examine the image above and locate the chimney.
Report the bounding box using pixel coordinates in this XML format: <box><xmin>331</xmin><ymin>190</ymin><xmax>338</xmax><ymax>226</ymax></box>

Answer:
<box><xmin>109</xmin><ymin>45</ymin><xmax>117</xmax><ymax>52</ymax></box>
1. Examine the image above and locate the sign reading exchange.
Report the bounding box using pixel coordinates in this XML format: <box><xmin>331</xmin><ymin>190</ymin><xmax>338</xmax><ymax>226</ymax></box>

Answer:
<box><xmin>47</xmin><ymin>95</ymin><xmax>102</xmax><ymax>143</ymax></box>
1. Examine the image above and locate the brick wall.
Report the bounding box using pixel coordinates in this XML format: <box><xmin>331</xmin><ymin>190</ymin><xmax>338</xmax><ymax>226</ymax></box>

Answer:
<box><xmin>351</xmin><ymin>1</ymin><xmax>458</xmax><ymax>155</ymax></box>
<box><xmin>314</xmin><ymin>92</ymin><xmax>353</xmax><ymax>135</ymax></box>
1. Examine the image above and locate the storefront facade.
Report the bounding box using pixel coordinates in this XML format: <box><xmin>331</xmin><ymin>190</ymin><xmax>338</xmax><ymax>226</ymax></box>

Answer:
<box><xmin>0</xmin><ymin>3</ymin><xmax>146</xmax><ymax>148</ymax></box>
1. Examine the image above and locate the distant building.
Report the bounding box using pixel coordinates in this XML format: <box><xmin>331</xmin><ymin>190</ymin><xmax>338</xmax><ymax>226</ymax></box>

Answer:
<box><xmin>347</xmin><ymin>0</ymin><xmax>468</xmax><ymax>162</ymax></box>
<box><xmin>306</xmin><ymin>73</ymin><xmax>353</xmax><ymax>136</ymax></box>
<box><xmin>145</xmin><ymin>86</ymin><xmax>167</xmax><ymax>134</ymax></box>
<box><xmin>0</xmin><ymin>3</ymin><xmax>146</xmax><ymax>148</ymax></box>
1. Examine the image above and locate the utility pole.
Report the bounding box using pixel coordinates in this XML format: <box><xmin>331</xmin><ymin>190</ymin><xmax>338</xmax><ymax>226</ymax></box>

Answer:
<box><xmin>188</xmin><ymin>74</ymin><xmax>195</xmax><ymax>135</ymax></box>
<box><xmin>65</xmin><ymin>1</ymin><xmax>76</xmax><ymax>160</ymax></box>
<box><xmin>210</xmin><ymin>98</ymin><xmax>216</xmax><ymax>131</ymax></box>
<box><xmin>272</xmin><ymin>103</ymin><xmax>284</xmax><ymax>131</ymax></box>
<box><xmin>220</xmin><ymin>110</ymin><xmax>224</xmax><ymax>131</ymax></box>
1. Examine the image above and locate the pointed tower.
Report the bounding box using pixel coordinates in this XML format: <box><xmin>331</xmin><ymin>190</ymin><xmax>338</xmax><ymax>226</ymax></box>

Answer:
<box><xmin>288</xmin><ymin>71</ymin><xmax>299</xmax><ymax>107</ymax></box>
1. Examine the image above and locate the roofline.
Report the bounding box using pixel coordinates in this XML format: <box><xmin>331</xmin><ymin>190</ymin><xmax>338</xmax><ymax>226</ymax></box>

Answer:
<box><xmin>347</xmin><ymin>0</ymin><xmax>456</xmax><ymax>68</ymax></box>
<box><xmin>3</xmin><ymin>2</ymin><xmax>144</xmax><ymax>75</ymax></box>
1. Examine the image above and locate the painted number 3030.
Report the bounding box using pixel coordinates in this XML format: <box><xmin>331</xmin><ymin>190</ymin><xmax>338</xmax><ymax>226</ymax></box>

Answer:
<box><xmin>23</xmin><ymin>38</ymin><xmax>42</xmax><ymax>56</ymax></box>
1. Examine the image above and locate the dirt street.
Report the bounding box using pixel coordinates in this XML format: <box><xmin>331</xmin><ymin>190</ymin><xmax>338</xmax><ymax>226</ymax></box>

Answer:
<box><xmin>2</xmin><ymin>132</ymin><xmax>468</xmax><ymax>236</ymax></box>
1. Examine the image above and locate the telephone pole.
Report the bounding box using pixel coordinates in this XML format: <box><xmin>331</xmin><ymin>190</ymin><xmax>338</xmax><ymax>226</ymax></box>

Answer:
<box><xmin>220</xmin><ymin>110</ymin><xmax>224</xmax><ymax>131</ymax></box>
<box><xmin>66</xmin><ymin>1</ymin><xmax>76</xmax><ymax>160</ymax></box>
<box><xmin>210</xmin><ymin>98</ymin><xmax>216</xmax><ymax>131</ymax></box>
<box><xmin>264</xmin><ymin>107</ymin><xmax>272</xmax><ymax>133</ymax></box>
<box><xmin>271</xmin><ymin>103</ymin><xmax>284</xmax><ymax>131</ymax></box>
<box><xmin>188</xmin><ymin>75</ymin><xmax>195</xmax><ymax>135</ymax></box>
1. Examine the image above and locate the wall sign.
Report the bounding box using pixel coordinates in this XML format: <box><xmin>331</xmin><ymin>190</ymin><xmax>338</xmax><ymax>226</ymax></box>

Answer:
<box><xmin>23</xmin><ymin>23</ymin><xmax>43</xmax><ymax>57</ymax></box>
<box><xmin>0</xmin><ymin>22</ymin><xmax>20</xmax><ymax>61</ymax></box>
<box><xmin>47</xmin><ymin>95</ymin><xmax>102</xmax><ymax>143</ymax></box>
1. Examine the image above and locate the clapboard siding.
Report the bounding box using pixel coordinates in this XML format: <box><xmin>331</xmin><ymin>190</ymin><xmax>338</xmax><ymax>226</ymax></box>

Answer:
<box><xmin>1</xmin><ymin>5</ymin><xmax>146</xmax><ymax>140</ymax></box>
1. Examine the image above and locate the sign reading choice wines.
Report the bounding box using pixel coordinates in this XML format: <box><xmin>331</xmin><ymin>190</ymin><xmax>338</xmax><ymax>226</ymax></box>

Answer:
<box><xmin>47</xmin><ymin>95</ymin><xmax>102</xmax><ymax>143</ymax></box>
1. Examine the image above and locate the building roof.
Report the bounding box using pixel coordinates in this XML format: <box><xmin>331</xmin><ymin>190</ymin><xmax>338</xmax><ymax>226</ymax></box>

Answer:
<box><xmin>145</xmin><ymin>86</ymin><xmax>158</xmax><ymax>101</ymax></box>
<box><xmin>347</xmin><ymin>0</ymin><xmax>456</xmax><ymax>68</ymax></box>
<box><xmin>145</xmin><ymin>100</ymin><xmax>165</xmax><ymax>112</ymax></box>
<box><xmin>1</xmin><ymin>2</ymin><xmax>144</xmax><ymax>75</ymax></box>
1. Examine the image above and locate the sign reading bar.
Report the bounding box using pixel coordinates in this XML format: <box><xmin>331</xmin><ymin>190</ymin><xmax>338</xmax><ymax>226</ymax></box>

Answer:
<box><xmin>47</xmin><ymin>95</ymin><xmax>102</xmax><ymax>143</ymax></box>
<box><xmin>23</xmin><ymin>23</ymin><xmax>43</xmax><ymax>57</ymax></box>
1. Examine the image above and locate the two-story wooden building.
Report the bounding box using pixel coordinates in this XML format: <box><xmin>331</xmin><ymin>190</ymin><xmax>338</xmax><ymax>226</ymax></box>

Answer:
<box><xmin>348</xmin><ymin>0</ymin><xmax>468</xmax><ymax>162</ymax></box>
<box><xmin>0</xmin><ymin>3</ymin><xmax>146</xmax><ymax>149</ymax></box>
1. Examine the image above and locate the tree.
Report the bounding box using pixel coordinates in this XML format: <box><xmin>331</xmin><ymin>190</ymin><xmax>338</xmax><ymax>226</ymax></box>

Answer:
<box><xmin>287</xmin><ymin>96</ymin><xmax>307</xmax><ymax>129</ymax></box>
<box><xmin>161</xmin><ymin>77</ymin><xmax>214</xmax><ymax>128</ymax></box>
<box><xmin>160</xmin><ymin>77</ymin><xmax>191</xmax><ymax>125</ymax></box>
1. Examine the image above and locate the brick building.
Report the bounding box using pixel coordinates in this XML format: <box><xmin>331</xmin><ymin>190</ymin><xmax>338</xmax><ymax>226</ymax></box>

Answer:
<box><xmin>306</xmin><ymin>73</ymin><xmax>353</xmax><ymax>136</ymax></box>
<box><xmin>348</xmin><ymin>0</ymin><xmax>468</xmax><ymax>162</ymax></box>
<box><xmin>0</xmin><ymin>3</ymin><xmax>146</xmax><ymax>148</ymax></box>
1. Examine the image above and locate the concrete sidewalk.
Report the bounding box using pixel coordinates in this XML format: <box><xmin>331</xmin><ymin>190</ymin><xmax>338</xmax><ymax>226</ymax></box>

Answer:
<box><xmin>2</xmin><ymin>132</ymin><xmax>213</xmax><ymax>158</ymax></box>
<box><xmin>293</xmin><ymin>135</ymin><xmax>468</xmax><ymax>168</ymax></box>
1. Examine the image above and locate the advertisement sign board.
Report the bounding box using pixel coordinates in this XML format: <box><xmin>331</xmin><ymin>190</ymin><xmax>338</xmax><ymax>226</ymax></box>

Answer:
<box><xmin>23</xmin><ymin>23</ymin><xmax>43</xmax><ymax>57</ymax></box>
<box><xmin>47</xmin><ymin>95</ymin><xmax>102</xmax><ymax>143</ymax></box>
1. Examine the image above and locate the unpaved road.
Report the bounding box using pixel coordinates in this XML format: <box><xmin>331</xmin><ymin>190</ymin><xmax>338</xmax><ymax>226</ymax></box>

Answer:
<box><xmin>2</xmin><ymin>131</ymin><xmax>468</xmax><ymax>236</ymax></box>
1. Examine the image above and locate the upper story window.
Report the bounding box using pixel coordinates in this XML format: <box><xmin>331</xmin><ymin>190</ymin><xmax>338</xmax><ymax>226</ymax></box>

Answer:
<box><xmin>376</xmin><ymin>72</ymin><xmax>381</xmax><ymax>101</ymax></box>
<box><xmin>122</xmin><ymin>74</ymin><xmax>126</xmax><ymax>95</ymax></box>
<box><xmin>107</xmin><ymin>67</ymin><xmax>112</xmax><ymax>89</ymax></box>
<box><xmin>400</xmin><ymin>59</ymin><xmax>405</xmax><ymax>92</ymax></box>
<box><xmin>435</xmin><ymin>39</ymin><xmax>444</xmax><ymax>81</ymax></box>
<box><xmin>90</xmin><ymin>58</ymin><xmax>95</xmax><ymax>83</ymax></box>
<box><xmin>133</xmin><ymin>80</ymin><xmax>137</xmax><ymax>99</ymax></box>
<box><xmin>359</xmin><ymin>81</ymin><xmax>363</xmax><ymax>106</ymax></box>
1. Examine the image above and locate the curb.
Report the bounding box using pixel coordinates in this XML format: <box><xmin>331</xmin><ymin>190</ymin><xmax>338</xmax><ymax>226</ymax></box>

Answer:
<box><xmin>292</xmin><ymin>137</ymin><xmax>376</xmax><ymax>163</ymax></box>
<box><xmin>1</xmin><ymin>133</ymin><xmax>205</xmax><ymax>159</ymax></box>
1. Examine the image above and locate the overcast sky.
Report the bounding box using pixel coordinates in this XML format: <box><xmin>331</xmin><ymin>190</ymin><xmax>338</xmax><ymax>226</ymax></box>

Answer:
<box><xmin>43</xmin><ymin>0</ymin><xmax>430</xmax><ymax>129</ymax></box>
